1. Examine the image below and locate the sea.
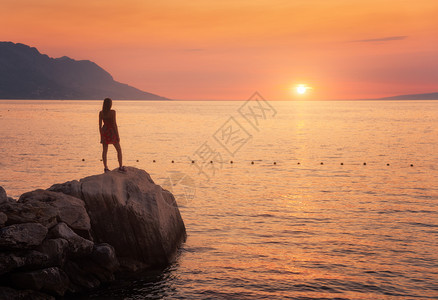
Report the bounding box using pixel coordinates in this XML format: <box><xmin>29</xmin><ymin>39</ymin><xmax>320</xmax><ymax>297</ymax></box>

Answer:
<box><xmin>0</xmin><ymin>99</ymin><xmax>437</xmax><ymax>299</ymax></box>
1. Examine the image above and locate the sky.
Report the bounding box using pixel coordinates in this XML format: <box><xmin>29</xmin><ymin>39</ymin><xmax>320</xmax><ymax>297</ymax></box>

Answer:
<box><xmin>1</xmin><ymin>0</ymin><xmax>438</xmax><ymax>100</ymax></box>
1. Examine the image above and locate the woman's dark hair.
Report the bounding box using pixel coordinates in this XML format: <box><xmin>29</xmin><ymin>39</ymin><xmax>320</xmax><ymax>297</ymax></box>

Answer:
<box><xmin>102</xmin><ymin>98</ymin><xmax>112</xmax><ymax>112</ymax></box>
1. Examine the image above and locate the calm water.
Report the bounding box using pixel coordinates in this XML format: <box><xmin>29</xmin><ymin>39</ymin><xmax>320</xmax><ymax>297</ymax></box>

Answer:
<box><xmin>0</xmin><ymin>100</ymin><xmax>437</xmax><ymax>299</ymax></box>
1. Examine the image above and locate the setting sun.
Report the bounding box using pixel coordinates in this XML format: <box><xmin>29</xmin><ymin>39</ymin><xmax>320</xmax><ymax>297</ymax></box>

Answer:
<box><xmin>295</xmin><ymin>84</ymin><xmax>311</xmax><ymax>95</ymax></box>
<box><xmin>296</xmin><ymin>85</ymin><xmax>307</xmax><ymax>94</ymax></box>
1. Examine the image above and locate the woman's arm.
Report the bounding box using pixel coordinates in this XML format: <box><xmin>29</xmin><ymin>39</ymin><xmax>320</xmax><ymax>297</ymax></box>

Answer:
<box><xmin>99</xmin><ymin>111</ymin><xmax>103</xmax><ymax>132</ymax></box>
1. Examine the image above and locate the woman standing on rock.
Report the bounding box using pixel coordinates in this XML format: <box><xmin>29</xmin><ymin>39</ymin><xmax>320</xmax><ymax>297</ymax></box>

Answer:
<box><xmin>99</xmin><ymin>98</ymin><xmax>126</xmax><ymax>173</ymax></box>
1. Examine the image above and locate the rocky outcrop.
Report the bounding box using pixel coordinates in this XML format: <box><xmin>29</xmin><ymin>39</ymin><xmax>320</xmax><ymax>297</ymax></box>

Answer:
<box><xmin>0</xmin><ymin>167</ymin><xmax>186</xmax><ymax>297</ymax></box>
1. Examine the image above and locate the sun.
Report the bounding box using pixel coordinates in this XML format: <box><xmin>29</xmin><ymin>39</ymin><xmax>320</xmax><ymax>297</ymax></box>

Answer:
<box><xmin>296</xmin><ymin>84</ymin><xmax>308</xmax><ymax>94</ymax></box>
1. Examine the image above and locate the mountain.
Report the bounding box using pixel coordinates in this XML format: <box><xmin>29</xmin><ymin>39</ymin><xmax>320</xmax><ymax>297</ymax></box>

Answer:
<box><xmin>379</xmin><ymin>92</ymin><xmax>438</xmax><ymax>100</ymax></box>
<box><xmin>0</xmin><ymin>42</ymin><xmax>168</xmax><ymax>100</ymax></box>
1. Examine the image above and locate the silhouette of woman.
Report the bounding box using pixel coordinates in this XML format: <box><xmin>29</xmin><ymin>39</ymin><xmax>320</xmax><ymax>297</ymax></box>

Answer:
<box><xmin>99</xmin><ymin>98</ymin><xmax>126</xmax><ymax>173</ymax></box>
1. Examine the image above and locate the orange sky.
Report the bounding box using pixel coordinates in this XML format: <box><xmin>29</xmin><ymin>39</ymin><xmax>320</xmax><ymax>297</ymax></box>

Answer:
<box><xmin>1</xmin><ymin>0</ymin><xmax>438</xmax><ymax>100</ymax></box>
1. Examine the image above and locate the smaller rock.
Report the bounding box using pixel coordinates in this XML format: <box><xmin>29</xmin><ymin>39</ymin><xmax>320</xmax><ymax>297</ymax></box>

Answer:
<box><xmin>36</xmin><ymin>238</ymin><xmax>69</xmax><ymax>267</ymax></box>
<box><xmin>10</xmin><ymin>267</ymin><xmax>70</xmax><ymax>296</ymax></box>
<box><xmin>47</xmin><ymin>180</ymin><xmax>81</xmax><ymax>199</ymax></box>
<box><xmin>48</xmin><ymin>223</ymin><xmax>93</xmax><ymax>257</ymax></box>
<box><xmin>63</xmin><ymin>260</ymin><xmax>101</xmax><ymax>292</ymax></box>
<box><xmin>0</xmin><ymin>286</ymin><xmax>54</xmax><ymax>300</ymax></box>
<box><xmin>0</xmin><ymin>200</ymin><xmax>58</xmax><ymax>228</ymax></box>
<box><xmin>0</xmin><ymin>250</ymin><xmax>49</xmax><ymax>275</ymax></box>
<box><xmin>0</xmin><ymin>223</ymin><xmax>48</xmax><ymax>250</ymax></box>
<box><xmin>19</xmin><ymin>190</ymin><xmax>91</xmax><ymax>233</ymax></box>
<box><xmin>91</xmin><ymin>243</ymin><xmax>119</xmax><ymax>272</ymax></box>
<box><xmin>0</xmin><ymin>212</ymin><xmax>7</xmax><ymax>228</ymax></box>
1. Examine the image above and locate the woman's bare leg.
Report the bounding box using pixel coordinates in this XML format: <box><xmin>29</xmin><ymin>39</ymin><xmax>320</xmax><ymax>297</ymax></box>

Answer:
<box><xmin>114</xmin><ymin>143</ymin><xmax>123</xmax><ymax>168</ymax></box>
<box><xmin>102</xmin><ymin>143</ymin><xmax>109</xmax><ymax>169</ymax></box>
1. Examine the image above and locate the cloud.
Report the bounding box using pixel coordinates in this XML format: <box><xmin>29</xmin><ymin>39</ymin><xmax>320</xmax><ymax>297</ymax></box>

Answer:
<box><xmin>350</xmin><ymin>36</ymin><xmax>408</xmax><ymax>43</ymax></box>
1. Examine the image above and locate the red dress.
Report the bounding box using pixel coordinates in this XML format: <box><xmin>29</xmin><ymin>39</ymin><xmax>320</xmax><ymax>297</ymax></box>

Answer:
<box><xmin>100</xmin><ymin>115</ymin><xmax>118</xmax><ymax>144</ymax></box>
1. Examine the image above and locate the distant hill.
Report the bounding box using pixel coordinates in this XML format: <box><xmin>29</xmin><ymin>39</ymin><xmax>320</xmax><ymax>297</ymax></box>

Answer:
<box><xmin>379</xmin><ymin>92</ymin><xmax>438</xmax><ymax>100</ymax></box>
<box><xmin>0</xmin><ymin>42</ymin><xmax>168</xmax><ymax>100</ymax></box>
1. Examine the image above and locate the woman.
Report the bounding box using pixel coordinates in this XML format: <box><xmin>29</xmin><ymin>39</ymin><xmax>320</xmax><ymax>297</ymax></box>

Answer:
<box><xmin>99</xmin><ymin>98</ymin><xmax>126</xmax><ymax>173</ymax></box>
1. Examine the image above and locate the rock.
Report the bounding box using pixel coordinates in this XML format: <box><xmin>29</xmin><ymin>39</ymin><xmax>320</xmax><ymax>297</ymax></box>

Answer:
<box><xmin>0</xmin><ymin>286</ymin><xmax>54</xmax><ymax>300</ymax></box>
<box><xmin>36</xmin><ymin>238</ymin><xmax>69</xmax><ymax>267</ymax></box>
<box><xmin>91</xmin><ymin>243</ymin><xmax>119</xmax><ymax>273</ymax></box>
<box><xmin>0</xmin><ymin>212</ymin><xmax>7</xmax><ymax>228</ymax></box>
<box><xmin>65</xmin><ymin>167</ymin><xmax>186</xmax><ymax>270</ymax></box>
<box><xmin>0</xmin><ymin>167</ymin><xmax>186</xmax><ymax>296</ymax></box>
<box><xmin>18</xmin><ymin>190</ymin><xmax>91</xmax><ymax>236</ymax></box>
<box><xmin>48</xmin><ymin>223</ymin><xmax>93</xmax><ymax>257</ymax></box>
<box><xmin>0</xmin><ymin>223</ymin><xmax>47</xmax><ymax>250</ymax></box>
<box><xmin>0</xmin><ymin>186</ymin><xmax>7</xmax><ymax>204</ymax></box>
<box><xmin>63</xmin><ymin>260</ymin><xmax>101</xmax><ymax>292</ymax></box>
<box><xmin>47</xmin><ymin>180</ymin><xmax>81</xmax><ymax>199</ymax></box>
<box><xmin>0</xmin><ymin>199</ymin><xmax>58</xmax><ymax>228</ymax></box>
<box><xmin>0</xmin><ymin>250</ymin><xmax>49</xmax><ymax>275</ymax></box>
<box><xmin>9</xmin><ymin>267</ymin><xmax>69</xmax><ymax>296</ymax></box>
<box><xmin>62</xmin><ymin>244</ymin><xmax>119</xmax><ymax>291</ymax></box>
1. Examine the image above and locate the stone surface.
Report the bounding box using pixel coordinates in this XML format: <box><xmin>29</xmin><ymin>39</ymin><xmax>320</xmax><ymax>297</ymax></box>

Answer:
<box><xmin>0</xmin><ymin>223</ymin><xmax>47</xmax><ymax>249</ymax></box>
<box><xmin>18</xmin><ymin>189</ymin><xmax>91</xmax><ymax>233</ymax></box>
<box><xmin>48</xmin><ymin>180</ymin><xmax>81</xmax><ymax>199</ymax></box>
<box><xmin>10</xmin><ymin>267</ymin><xmax>70</xmax><ymax>296</ymax></box>
<box><xmin>62</xmin><ymin>244</ymin><xmax>119</xmax><ymax>291</ymax></box>
<box><xmin>63</xmin><ymin>260</ymin><xmax>101</xmax><ymax>292</ymax></box>
<box><xmin>0</xmin><ymin>286</ymin><xmax>54</xmax><ymax>300</ymax></box>
<box><xmin>0</xmin><ymin>250</ymin><xmax>49</xmax><ymax>275</ymax></box>
<box><xmin>91</xmin><ymin>243</ymin><xmax>119</xmax><ymax>273</ymax></box>
<box><xmin>0</xmin><ymin>199</ymin><xmax>58</xmax><ymax>228</ymax></box>
<box><xmin>48</xmin><ymin>223</ymin><xmax>93</xmax><ymax>257</ymax></box>
<box><xmin>36</xmin><ymin>238</ymin><xmax>69</xmax><ymax>267</ymax></box>
<box><xmin>0</xmin><ymin>212</ymin><xmax>7</xmax><ymax>228</ymax></box>
<box><xmin>67</xmin><ymin>167</ymin><xmax>186</xmax><ymax>270</ymax></box>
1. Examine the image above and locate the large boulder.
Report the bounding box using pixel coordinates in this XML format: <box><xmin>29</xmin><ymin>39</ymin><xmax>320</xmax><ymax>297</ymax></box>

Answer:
<box><xmin>0</xmin><ymin>223</ymin><xmax>47</xmax><ymax>250</ymax></box>
<box><xmin>52</xmin><ymin>167</ymin><xmax>186</xmax><ymax>270</ymax></box>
